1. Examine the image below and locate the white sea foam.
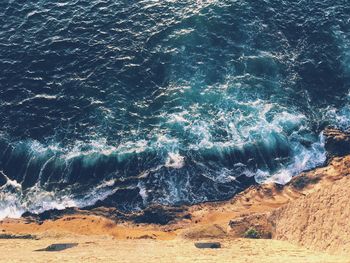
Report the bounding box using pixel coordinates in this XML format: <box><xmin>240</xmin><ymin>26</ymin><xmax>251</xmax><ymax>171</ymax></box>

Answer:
<box><xmin>165</xmin><ymin>152</ymin><xmax>185</xmax><ymax>169</ymax></box>
<box><xmin>17</xmin><ymin>94</ymin><xmax>58</xmax><ymax>105</ymax></box>
<box><xmin>256</xmin><ymin>134</ymin><xmax>326</xmax><ymax>184</ymax></box>
<box><xmin>0</xmin><ymin>176</ymin><xmax>118</xmax><ymax>220</ymax></box>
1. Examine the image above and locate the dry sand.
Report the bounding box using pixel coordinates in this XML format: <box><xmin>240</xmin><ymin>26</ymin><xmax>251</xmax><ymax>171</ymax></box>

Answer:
<box><xmin>1</xmin><ymin>235</ymin><xmax>349</xmax><ymax>263</ymax></box>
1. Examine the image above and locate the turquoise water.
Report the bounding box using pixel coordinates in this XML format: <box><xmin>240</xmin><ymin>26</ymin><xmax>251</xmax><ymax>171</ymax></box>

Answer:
<box><xmin>0</xmin><ymin>0</ymin><xmax>349</xmax><ymax>217</ymax></box>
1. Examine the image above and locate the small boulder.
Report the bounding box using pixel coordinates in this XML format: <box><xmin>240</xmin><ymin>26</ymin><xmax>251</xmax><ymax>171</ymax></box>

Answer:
<box><xmin>35</xmin><ymin>243</ymin><xmax>78</xmax><ymax>252</ymax></box>
<box><xmin>194</xmin><ymin>242</ymin><xmax>221</xmax><ymax>249</ymax></box>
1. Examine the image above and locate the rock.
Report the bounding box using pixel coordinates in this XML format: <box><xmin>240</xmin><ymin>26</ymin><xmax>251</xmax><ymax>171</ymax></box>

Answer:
<box><xmin>290</xmin><ymin>175</ymin><xmax>321</xmax><ymax>190</ymax></box>
<box><xmin>21</xmin><ymin>202</ymin><xmax>189</xmax><ymax>226</ymax></box>
<box><xmin>194</xmin><ymin>242</ymin><xmax>221</xmax><ymax>249</ymax></box>
<box><xmin>35</xmin><ymin>243</ymin><xmax>78</xmax><ymax>252</ymax></box>
<box><xmin>22</xmin><ymin>207</ymin><xmax>79</xmax><ymax>223</ymax></box>
<box><xmin>0</xmin><ymin>234</ymin><xmax>38</xmax><ymax>240</ymax></box>
<box><xmin>135</xmin><ymin>234</ymin><xmax>156</xmax><ymax>239</ymax></box>
<box><xmin>324</xmin><ymin>127</ymin><xmax>350</xmax><ymax>159</ymax></box>
<box><xmin>132</xmin><ymin>205</ymin><xmax>189</xmax><ymax>225</ymax></box>
<box><xmin>0</xmin><ymin>171</ymin><xmax>7</xmax><ymax>186</ymax></box>
<box><xmin>92</xmin><ymin>188</ymin><xmax>144</xmax><ymax>210</ymax></box>
<box><xmin>229</xmin><ymin>213</ymin><xmax>272</xmax><ymax>239</ymax></box>
<box><xmin>181</xmin><ymin>224</ymin><xmax>227</xmax><ymax>239</ymax></box>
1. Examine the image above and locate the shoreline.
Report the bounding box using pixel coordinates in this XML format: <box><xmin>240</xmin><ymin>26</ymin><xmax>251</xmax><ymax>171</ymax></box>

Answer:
<box><xmin>1</xmin><ymin>157</ymin><xmax>350</xmax><ymax>262</ymax></box>
<box><xmin>1</xmin><ymin>128</ymin><xmax>350</xmax><ymax>262</ymax></box>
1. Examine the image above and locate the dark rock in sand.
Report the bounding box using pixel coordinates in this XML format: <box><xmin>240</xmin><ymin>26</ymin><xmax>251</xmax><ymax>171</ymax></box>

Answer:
<box><xmin>0</xmin><ymin>234</ymin><xmax>38</xmax><ymax>240</ymax></box>
<box><xmin>35</xmin><ymin>243</ymin><xmax>78</xmax><ymax>252</ymax></box>
<box><xmin>290</xmin><ymin>175</ymin><xmax>321</xmax><ymax>190</ymax></box>
<box><xmin>132</xmin><ymin>205</ymin><xmax>189</xmax><ymax>225</ymax></box>
<box><xmin>195</xmin><ymin>242</ymin><xmax>221</xmax><ymax>249</ymax></box>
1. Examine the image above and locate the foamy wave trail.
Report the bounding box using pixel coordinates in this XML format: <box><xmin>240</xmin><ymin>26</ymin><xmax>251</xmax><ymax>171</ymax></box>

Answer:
<box><xmin>0</xmin><ymin>0</ymin><xmax>349</xmax><ymax>218</ymax></box>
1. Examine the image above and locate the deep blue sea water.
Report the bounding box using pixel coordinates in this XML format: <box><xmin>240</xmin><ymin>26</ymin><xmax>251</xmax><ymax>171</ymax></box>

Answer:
<box><xmin>0</xmin><ymin>0</ymin><xmax>349</xmax><ymax>218</ymax></box>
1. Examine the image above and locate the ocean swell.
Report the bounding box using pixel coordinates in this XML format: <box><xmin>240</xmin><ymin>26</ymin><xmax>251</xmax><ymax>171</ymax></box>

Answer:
<box><xmin>0</xmin><ymin>0</ymin><xmax>349</xmax><ymax>218</ymax></box>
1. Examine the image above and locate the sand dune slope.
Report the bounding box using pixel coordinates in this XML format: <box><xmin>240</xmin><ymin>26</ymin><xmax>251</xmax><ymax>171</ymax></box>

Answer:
<box><xmin>271</xmin><ymin>176</ymin><xmax>350</xmax><ymax>254</ymax></box>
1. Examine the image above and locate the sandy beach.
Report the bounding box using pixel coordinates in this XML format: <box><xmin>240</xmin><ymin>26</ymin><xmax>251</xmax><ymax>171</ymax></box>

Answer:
<box><xmin>1</xmin><ymin>235</ymin><xmax>349</xmax><ymax>263</ymax></box>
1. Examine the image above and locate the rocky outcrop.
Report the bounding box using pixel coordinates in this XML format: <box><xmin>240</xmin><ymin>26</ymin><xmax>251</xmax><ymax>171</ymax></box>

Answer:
<box><xmin>229</xmin><ymin>213</ymin><xmax>272</xmax><ymax>239</ymax></box>
<box><xmin>22</xmin><ymin>204</ymin><xmax>190</xmax><ymax>226</ymax></box>
<box><xmin>324</xmin><ymin>127</ymin><xmax>350</xmax><ymax>159</ymax></box>
<box><xmin>180</xmin><ymin>224</ymin><xmax>227</xmax><ymax>239</ymax></box>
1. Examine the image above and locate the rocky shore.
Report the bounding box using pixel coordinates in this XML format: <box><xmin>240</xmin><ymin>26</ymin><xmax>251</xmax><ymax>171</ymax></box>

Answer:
<box><xmin>1</xmin><ymin>127</ymin><xmax>350</xmax><ymax>262</ymax></box>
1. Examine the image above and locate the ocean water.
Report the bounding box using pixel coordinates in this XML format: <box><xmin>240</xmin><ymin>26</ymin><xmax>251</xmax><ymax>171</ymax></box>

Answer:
<box><xmin>0</xmin><ymin>0</ymin><xmax>349</xmax><ymax>218</ymax></box>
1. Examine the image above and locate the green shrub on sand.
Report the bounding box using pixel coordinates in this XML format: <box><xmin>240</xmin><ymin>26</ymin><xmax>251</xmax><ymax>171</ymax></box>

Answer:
<box><xmin>243</xmin><ymin>228</ymin><xmax>261</xmax><ymax>239</ymax></box>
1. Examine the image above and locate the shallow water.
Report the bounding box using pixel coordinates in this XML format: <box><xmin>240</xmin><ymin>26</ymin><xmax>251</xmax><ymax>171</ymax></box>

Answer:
<box><xmin>0</xmin><ymin>0</ymin><xmax>349</xmax><ymax>217</ymax></box>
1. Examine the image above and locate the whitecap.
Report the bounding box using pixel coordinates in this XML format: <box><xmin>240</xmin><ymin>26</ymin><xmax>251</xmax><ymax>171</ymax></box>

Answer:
<box><xmin>165</xmin><ymin>152</ymin><xmax>185</xmax><ymax>169</ymax></box>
